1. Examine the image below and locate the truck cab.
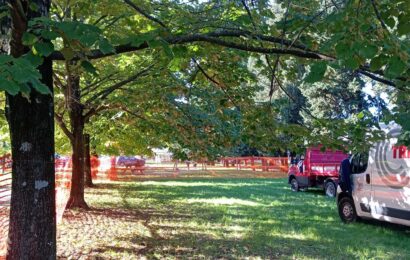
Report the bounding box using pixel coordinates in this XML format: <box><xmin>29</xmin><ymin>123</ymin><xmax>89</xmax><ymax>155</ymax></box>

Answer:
<box><xmin>336</xmin><ymin>125</ymin><xmax>410</xmax><ymax>226</ymax></box>
<box><xmin>288</xmin><ymin>147</ymin><xmax>348</xmax><ymax>197</ymax></box>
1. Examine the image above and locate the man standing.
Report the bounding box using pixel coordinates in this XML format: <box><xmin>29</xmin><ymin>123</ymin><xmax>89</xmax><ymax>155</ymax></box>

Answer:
<box><xmin>339</xmin><ymin>157</ymin><xmax>352</xmax><ymax>193</ymax></box>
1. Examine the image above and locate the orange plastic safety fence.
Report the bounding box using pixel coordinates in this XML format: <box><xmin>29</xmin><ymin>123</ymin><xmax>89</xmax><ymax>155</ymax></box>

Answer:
<box><xmin>220</xmin><ymin>156</ymin><xmax>289</xmax><ymax>172</ymax></box>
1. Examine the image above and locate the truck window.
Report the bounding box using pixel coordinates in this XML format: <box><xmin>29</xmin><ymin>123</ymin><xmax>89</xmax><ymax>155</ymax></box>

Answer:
<box><xmin>351</xmin><ymin>152</ymin><xmax>369</xmax><ymax>174</ymax></box>
<box><xmin>291</xmin><ymin>154</ymin><xmax>304</xmax><ymax>165</ymax></box>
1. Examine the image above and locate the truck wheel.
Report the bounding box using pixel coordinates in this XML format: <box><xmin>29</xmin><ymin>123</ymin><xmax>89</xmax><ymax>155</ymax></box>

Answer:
<box><xmin>338</xmin><ymin>197</ymin><xmax>357</xmax><ymax>223</ymax></box>
<box><xmin>290</xmin><ymin>178</ymin><xmax>299</xmax><ymax>192</ymax></box>
<box><xmin>325</xmin><ymin>181</ymin><xmax>336</xmax><ymax>197</ymax></box>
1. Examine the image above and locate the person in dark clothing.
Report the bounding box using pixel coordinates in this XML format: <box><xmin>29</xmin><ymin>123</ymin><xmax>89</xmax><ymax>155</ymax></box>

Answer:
<box><xmin>339</xmin><ymin>158</ymin><xmax>352</xmax><ymax>193</ymax></box>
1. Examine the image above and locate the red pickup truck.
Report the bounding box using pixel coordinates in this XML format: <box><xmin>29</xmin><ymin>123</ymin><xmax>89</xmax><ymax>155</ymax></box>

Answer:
<box><xmin>288</xmin><ymin>147</ymin><xmax>348</xmax><ymax>197</ymax></box>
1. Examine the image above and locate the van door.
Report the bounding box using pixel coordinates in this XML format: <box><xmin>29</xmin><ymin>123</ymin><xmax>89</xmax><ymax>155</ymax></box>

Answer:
<box><xmin>350</xmin><ymin>152</ymin><xmax>373</xmax><ymax>218</ymax></box>
<box><xmin>371</xmin><ymin>138</ymin><xmax>410</xmax><ymax>225</ymax></box>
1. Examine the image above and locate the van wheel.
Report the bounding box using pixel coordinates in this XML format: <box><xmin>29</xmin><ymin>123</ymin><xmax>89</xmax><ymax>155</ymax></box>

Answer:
<box><xmin>290</xmin><ymin>178</ymin><xmax>299</xmax><ymax>192</ymax></box>
<box><xmin>325</xmin><ymin>181</ymin><xmax>336</xmax><ymax>197</ymax></box>
<box><xmin>338</xmin><ymin>197</ymin><xmax>357</xmax><ymax>223</ymax></box>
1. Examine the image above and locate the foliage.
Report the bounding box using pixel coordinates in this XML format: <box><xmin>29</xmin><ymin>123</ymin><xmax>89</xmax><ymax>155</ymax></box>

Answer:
<box><xmin>1</xmin><ymin>0</ymin><xmax>410</xmax><ymax>156</ymax></box>
<box><xmin>0</xmin><ymin>54</ymin><xmax>49</xmax><ymax>96</ymax></box>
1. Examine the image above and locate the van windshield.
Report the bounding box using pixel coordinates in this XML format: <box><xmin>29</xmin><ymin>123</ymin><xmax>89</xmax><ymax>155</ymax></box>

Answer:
<box><xmin>350</xmin><ymin>152</ymin><xmax>369</xmax><ymax>174</ymax></box>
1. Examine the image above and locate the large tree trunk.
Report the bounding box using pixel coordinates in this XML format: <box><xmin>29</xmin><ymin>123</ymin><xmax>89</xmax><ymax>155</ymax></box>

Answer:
<box><xmin>65</xmin><ymin>71</ymin><xmax>88</xmax><ymax>209</ymax></box>
<box><xmin>84</xmin><ymin>134</ymin><xmax>93</xmax><ymax>187</ymax></box>
<box><xmin>5</xmin><ymin>1</ymin><xmax>56</xmax><ymax>259</ymax></box>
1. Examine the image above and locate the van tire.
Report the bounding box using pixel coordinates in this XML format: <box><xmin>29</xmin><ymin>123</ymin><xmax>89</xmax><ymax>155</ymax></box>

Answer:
<box><xmin>325</xmin><ymin>181</ymin><xmax>336</xmax><ymax>197</ymax></box>
<box><xmin>338</xmin><ymin>197</ymin><xmax>357</xmax><ymax>223</ymax></box>
<box><xmin>290</xmin><ymin>178</ymin><xmax>299</xmax><ymax>192</ymax></box>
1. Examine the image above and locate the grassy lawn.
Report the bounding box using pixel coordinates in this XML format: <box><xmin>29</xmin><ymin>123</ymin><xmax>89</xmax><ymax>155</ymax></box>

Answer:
<box><xmin>58</xmin><ymin>177</ymin><xmax>410</xmax><ymax>259</ymax></box>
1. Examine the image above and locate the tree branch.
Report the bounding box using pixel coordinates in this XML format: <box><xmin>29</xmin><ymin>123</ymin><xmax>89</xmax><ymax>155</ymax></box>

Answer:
<box><xmin>53</xmin><ymin>72</ymin><xmax>66</xmax><ymax>90</ymax></box>
<box><xmin>357</xmin><ymin>69</ymin><xmax>395</xmax><ymax>87</ymax></box>
<box><xmin>192</xmin><ymin>58</ymin><xmax>239</xmax><ymax>108</ymax></box>
<box><xmin>93</xmin><ymin>15</ymin><xmax>108</xmax><ymax>25</ymax></box>
<box><xmin>370</xmin><ymin>0</ymin><xmax>389</xmax><ymax>31</ymax></box>
<box><xmin>54</xmin><ymin>113</ymin><xmax>74</xmax><ymax>142</ymax></box>
<box><xmin>85</xmin><ymin>63</ymin><xmax>155</xmax><ymax>105</ymax></box>
<box><xmin>83</xmin><ymin>104</ymin><xmax>118</xmax><ymax>122</ymax></box>
<box><xmin>123</xmin><ymin>0</ymin><xmax>168</xmax><ymax>29</ymax></box>
<box><xmin>83</xmin><ymin>104</ymin><xmax>146</xmax><ymax>122</ymax></box>
<box><xmin>82</xmin><ymin>71</ymin><xmax>119</xmax><ymax>96</ymax></box>
<box><xmin>48</xmin><ymin>30</ymin><xmax>401</xmax><ymax>87</ymax></box>
<box><xmin>50</xmin><ymin>30</ymin><xmax>322</xmax><ymax>61</ymax></box>
<box><xmin>118</xmin><ymin>106</ymin><xmax>147</xmax><ymax>121</ymax></box>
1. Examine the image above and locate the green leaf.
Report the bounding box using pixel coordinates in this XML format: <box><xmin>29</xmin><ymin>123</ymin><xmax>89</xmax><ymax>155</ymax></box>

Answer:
<box><xmin>56</xmin><ymin>21</ymin><xmax>79</xmax><ymax>39</ymax></box>
<box><xmin>41</xmin><ymin>30</ymin><xmax>60</xmax><ymax>40</ymax></box>
<box><xmin>0</xmin><ymin>78</ymin><xmax>20</xmax><ymax>95</ymax></box>
<box><xmin>29</xmin><ymin>2</ymin><xmax>39</xmax><ymax>12</ymax></box>
<box><xmin>129</xmin><ymin>30</ymin><xmax>158</xmax><ymax>47</ymax></box>
<box><xmin>385</xmin><ymin>17</ymin><xmax>395</xmax><ymax>28</ymax></box>
<box><xmin>397</xmin><ymin>21</ymin><xmax>410</xmax><ymax>36</ymax></box>
<box><xmin>81</xmin><ymin>60</ymin><xmax>98</xmax><ymax>75</ymax></box>
<box><xmin>162</xmin><ymin>42</ymin><xmax>173</xmax><ymax>58</ymax></box>
<box><xmin>357</xmin><ymin>111</ymin><xmax>365</xmax><ymax>119</ymax></box>
<box><xmin>22</xmin><ymin>32</ymin><xmax>38</xmax><ymax>46</ymax></box>
<box><xmin>79</xmin><ymin>33</ymin><xmax>99</xmax><ymax>47</ymax></box>
<box><xmin>30</xmin><ymin>79</ymin><xmax>50</xmax><ymax>94</ymax></box>
<box><xmin>99</xmin><ymin>38</ymin><xmax>115</xmax><ymax>54</ymax></box>
<box><xmin>305</xmin><ymin>62</ymin><xmax>327</xmax><ymax>83</ymax></box>
<box><xmin>345</xmin><ymin>56</ymin><xmax>360</xmax><ymax>70</ymax></box>
<box><xmin>0</xmin><ymin>54</ymin><xmax>13</xmax><ymax>65</ymax></box>
<box><xmin>359</xmin><ymin>45</ymin><xmax>378</xmax><ymax>59</ymax></box>
<box><xmin>33</xmin><ymin>42</ymin><xmax>54</xmax><ymax>57</ymax></box>
<box><xmin>19</xmin><ymin>83</ymin><xmax>31</xmax><ymax>95</ymax></box>
<box><xmin>335</xmin><ymin>42</ymin><xmax>350</xmax><ymax>59</ymax></box>
<box><xmin>60</xmin><ymin>48</ymin><xmax>75</xmax><ymax>60</ymax></box>
<box><xmin>10</xmin><ymin>70</ymin><xmax>34</xmax><ymax>84</ymax></box>
<box><xmin>168</xmin><ymin>58</ymin><xmax>182</xmax><ymax>72</ymax></box>
<box><xmin>370</xmin><ymin>55</ymin><xmax>387</xmax><ymax>71</ymax></box>
<box><xmin>385</xmin><ymin>57</ymin><xmax>407</xmax><ymax>77</ymax></box>
<box><xmin>13</xmin><ymin>58</ymin><xmax>41</xmax><ymax>77</ymax></box>
<box><xmin>173</xmin><ymin>46</ymin><xmax>188</xmax><ymax>57</ymax></box>
<box><xmin>24</xmin><ymin>52</ymin><xmax>43</xmax><ymax>67</ymax></box>
<box><xmin>147</xmin><ymin>39</ymin><xmax>162</xmax><ymax>48</ymax></box>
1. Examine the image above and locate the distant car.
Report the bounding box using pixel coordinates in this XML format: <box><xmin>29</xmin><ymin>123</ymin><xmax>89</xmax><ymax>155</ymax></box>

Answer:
<box><xmin>116</xmin><ymin>156</ymin><xmax>145</xmax><ymax>168</ymax></box>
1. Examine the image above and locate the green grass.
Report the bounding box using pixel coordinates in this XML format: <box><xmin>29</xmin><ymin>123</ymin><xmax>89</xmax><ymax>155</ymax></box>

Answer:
<box><xmin>83</xmin><ymin>178</ymin><xmax>410</xmax><ymax>259</ymax></box>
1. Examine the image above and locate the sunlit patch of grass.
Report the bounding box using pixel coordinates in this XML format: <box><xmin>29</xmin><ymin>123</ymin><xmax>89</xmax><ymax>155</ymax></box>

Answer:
<box><xmin>186</xmin><ymin>197</ymin><xmax>262</xmax><ymax>206</ymax></box>
<box><xmin>57</xmin><ymin>177</ymin><xmax>410</xmax><ymax>259</ymax></box>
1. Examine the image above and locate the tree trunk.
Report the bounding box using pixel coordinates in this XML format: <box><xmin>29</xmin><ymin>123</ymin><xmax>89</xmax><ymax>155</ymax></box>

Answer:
<box><xmin>65</xmin><ymin>71</ymin><xmax>89</xmax><ymax>209</ymax></box>
<box><xmin>66</xmin><ymin>119</ymin><xmax>88</xmax><ymax>209</ymax></box>
<box><xmin>5</xmin><ymin>1</ymin><xmax>56</xmax><ymax>259</ymax></box>
<box><xmin>84</xmin><ymin>134</ymin><xmax>93</xmax><ymax>187</ymax></box>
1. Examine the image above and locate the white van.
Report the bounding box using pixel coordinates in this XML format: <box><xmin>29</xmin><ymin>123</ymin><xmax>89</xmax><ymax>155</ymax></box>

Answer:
<box><xmin>336</xmin><ymin>124</ymin><xmax>410</xmax><ymax>226</ymax></box>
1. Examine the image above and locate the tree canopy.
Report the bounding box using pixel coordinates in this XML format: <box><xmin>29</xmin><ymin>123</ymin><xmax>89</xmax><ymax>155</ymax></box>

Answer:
<box><xmin>0</xmin><ymin>0</ymin><xmax>408</xmax><ymax>157</ymax></box>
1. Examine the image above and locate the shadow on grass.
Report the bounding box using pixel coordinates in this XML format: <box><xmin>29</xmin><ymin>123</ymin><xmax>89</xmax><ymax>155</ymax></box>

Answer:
<box><xmin>84</xmin><ymin>178</ymin><xmax>410</xmax><ymax>259</ymax></box>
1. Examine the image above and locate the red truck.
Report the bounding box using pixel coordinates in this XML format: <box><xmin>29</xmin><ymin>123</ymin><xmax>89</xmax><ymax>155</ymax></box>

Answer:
<box><xmin>288</xmin><ymin>147</ymin><xmax>348</xmax><ymax>197</ymax></box>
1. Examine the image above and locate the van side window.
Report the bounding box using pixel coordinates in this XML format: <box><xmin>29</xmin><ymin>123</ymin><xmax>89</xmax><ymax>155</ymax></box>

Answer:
<box><xmin>351</xmin><ymin>152</ymin><xmax>369</xmax><ymax>174</ymax></box>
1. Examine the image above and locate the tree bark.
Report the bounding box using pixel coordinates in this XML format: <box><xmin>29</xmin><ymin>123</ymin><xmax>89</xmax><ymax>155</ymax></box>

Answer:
<box><xmin>84</xmin><ymin>134</ymin><xmax>93</xmax><ymax>187</ymax></box>
<box><xmin>65</xmin><ymin>70</ymin><xmax>89</xmax><ymax>209</ymax></box>
<box><xmin>5</xmin><ymin>1</ymin><xmax>56</xmax><ymax>259</ymax></box>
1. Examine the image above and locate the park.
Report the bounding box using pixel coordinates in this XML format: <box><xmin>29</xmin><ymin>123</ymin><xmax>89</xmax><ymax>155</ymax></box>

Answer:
<box><xmin>0</xmin><ymin>0</ymin><xmax>409</xmax><ymax>259</ymax></box>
